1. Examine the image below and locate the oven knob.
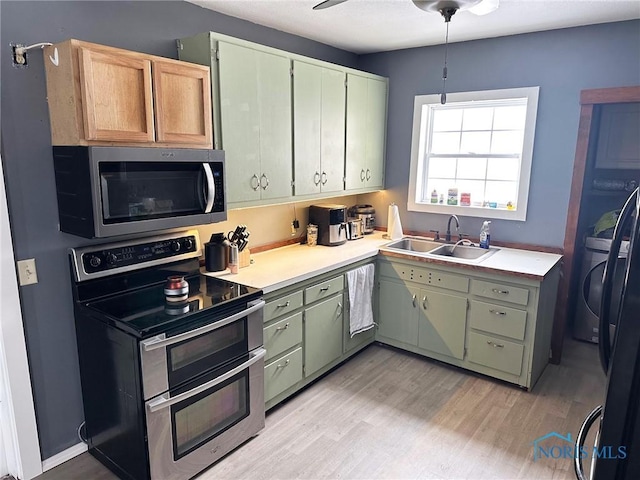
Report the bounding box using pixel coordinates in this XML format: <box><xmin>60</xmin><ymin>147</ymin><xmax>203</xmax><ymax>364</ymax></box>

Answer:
<box><xmin>171</xmin><ymin>240</ymin><xmax>181</xmax><ymax>252</ymax></box>
<box><xmin>105</xmin><ymin>253</ymin><xmax>118</xmax><ymax>266</ymax></box>
<box><xmin>88</xmin><ymin>255</ymin><xmax>102</xmax><ymax>268</ymax></box>
<box><xmin>183</xmin><ymin>238</ymin><xmax>194</xmax><ymax>250</ymax></box>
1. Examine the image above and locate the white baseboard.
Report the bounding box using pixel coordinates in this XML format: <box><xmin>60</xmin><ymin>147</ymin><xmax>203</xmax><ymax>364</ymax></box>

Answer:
<box><xmin>41</xmin><ymin>442</ymin><xmax>88</xmax><ymax>472</ymax></box>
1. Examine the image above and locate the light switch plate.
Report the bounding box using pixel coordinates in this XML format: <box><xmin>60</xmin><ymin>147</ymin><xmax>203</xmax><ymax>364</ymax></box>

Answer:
<box><xmin>17</xmin><ymin>258</ymin><xmax>38</xmax><ymax>286</ymax></box>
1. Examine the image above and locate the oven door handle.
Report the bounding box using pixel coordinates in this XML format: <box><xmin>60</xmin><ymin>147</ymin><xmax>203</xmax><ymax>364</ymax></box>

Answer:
<box><xmin>147</xmin><ymin>347</ymin><xmax>266</xmax><ymax>413</ymax></box>
<box><xmin>141</xmin><ymin>300</ymin><xmax>265</xmax><ymax>351</ymax></box>
<box><xmin>203</xmin><ymin>163</ymin><xmax>215</xmax><ymax>213</ymax></box>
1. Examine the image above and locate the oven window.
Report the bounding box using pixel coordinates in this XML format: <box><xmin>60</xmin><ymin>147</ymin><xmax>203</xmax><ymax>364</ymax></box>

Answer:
<box><xmin>172</xmin><ymin>372</ymin><xmax>249</xmax><ymax>459</ymax></box>
<box><xmin>99</xmin><ymin>162</ymin><xmax>206</xmax><ymax>223</ymax></box>
<box><xmin>167</xmin><ymin>319</ymin><xmax>248</xmax><ymax>388</ymax></box>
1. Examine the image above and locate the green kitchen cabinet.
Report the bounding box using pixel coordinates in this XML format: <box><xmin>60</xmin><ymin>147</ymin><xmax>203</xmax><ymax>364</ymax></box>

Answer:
<box><xmin>417</xmin><ymin>289</ymin><xmax>467</xmax><ymax>360</ymax></box>
<box><xmin>293</xmin><ymin>61</ymin><xmax>345</xmax><ymax>196</ymax></box>
<box><xmin>304</xmin><ymin>293</ymin><xmax>344</xmax><ymax>377</ymax></box>
<box><xmin>377</xmin><ymin>279</ymin><xmax>420</xmax><ymax>346</ymax></box>
<box><xmin>345</xmin><ymin>74</ymin><xmax>387</xmax><ymax>191</ymax></box>
<box><xmin>217</xmin><ymin>41</ymin><xmax>292</xmax><ymax>204</ymax></box>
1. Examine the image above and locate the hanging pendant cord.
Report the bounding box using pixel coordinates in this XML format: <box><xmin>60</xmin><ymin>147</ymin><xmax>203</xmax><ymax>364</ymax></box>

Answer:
<box><xmin>441</xmin><ymin>19</ymin><xmax>450</xmax><ymax>105</ymax></box>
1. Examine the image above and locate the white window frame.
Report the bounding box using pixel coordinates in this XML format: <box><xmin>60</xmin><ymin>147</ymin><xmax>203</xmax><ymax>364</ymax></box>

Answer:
<box><xmin>407</xmin><ymin>87</ymin><xmax>539</xmax><ymax>221</ymax></box>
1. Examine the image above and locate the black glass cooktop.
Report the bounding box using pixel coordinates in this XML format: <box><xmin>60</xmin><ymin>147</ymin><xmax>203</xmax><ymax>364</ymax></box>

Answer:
<box><xmin>84</xmin><ymin>274</ymin><xmax>261</xmax><ymax>337</ymax></box>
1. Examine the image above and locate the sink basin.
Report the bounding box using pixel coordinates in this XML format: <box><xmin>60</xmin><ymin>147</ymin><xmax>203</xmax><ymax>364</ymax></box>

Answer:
<box><xmin>428</xmin><ymin>244</ymin><xmax>498</xmax><ymax>261</ymax></box>
<box><xmin>385</xmin><ymin>237</ymin><xmax>441</xmax><ymax>253</ymax></box>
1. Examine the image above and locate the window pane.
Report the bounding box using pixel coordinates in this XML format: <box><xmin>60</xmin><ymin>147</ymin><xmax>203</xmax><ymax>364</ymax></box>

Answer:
<box><xmin>485</xmin><ymin>181</ymin><xmax>518</xmax><ymax>206</ymax></box>
<box><xmin>487</xmin><ymin>158</ymin><xmax>520</xmax><ymax>181</ymax></box>
<box><xmin>457</xmin><ymin>180</ymin><xmax>485</xmax><ymax>206</ymax></box>
<box><xmin>428</xmin><ymin>157</ymin><xmax>456</xmax><ymax>178</ymax></box>
<box><xmin>494</xmin><ymin>105</ymin><xmax>527</xmax><ymax>130</ymax></box>
<box><xmin>432</xmin><ymin>109</ymin><xmax>462</xmax><ymax>131</ymax></box>
<box><xmin>462</xmin><ymin>107</ymin><xmax>493</xmax><ymax>130</ymax></box>
<box><xmin>491</xmin><ymin>131</ymin><xmax>523</xmax><ymax>154</ymax></box>
<box><xmin>456</xmin><ymin>158</ymin><xmax>487</xmax><ymax>180</ymax></box>
<box><xmin>460</xmin><ymin>132</ymin><xmax>491</xmax><ymax>154</ymax></box>
<box><xmin>431</xmin><ymin>132</ymin><xmax>460</xmax><ymax>154</ymax></box>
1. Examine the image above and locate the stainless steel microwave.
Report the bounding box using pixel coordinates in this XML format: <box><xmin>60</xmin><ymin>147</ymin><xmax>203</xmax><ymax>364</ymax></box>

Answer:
<box><xmin>53</xmin><ymin>146</ymin><xmax>226</xmax><ymax>238</ymax></box>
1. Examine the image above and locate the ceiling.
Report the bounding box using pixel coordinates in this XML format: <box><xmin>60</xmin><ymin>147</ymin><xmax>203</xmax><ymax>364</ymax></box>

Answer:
<box><xmin>187</xmin><ymin>0</ymin><xmax>640</xmax><ymax>54</ymax></box>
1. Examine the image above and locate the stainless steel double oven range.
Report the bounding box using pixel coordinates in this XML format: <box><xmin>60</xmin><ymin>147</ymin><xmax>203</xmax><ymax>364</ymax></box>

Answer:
<box><xmin>70</xmin><ymin>230</ymin><xmax>265</xmax><ymax>480</ymax></box>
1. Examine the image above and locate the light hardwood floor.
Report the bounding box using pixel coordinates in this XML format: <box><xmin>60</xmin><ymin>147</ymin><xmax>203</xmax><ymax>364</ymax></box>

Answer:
<box><xmin>36</xmin><ymin>339</ymin><xmax>604</xmax><ymax>480</ymax></box>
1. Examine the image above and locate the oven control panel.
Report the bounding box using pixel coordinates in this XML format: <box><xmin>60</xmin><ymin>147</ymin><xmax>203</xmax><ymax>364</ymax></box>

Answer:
<box><xmin>81</xmin><ymin>234</ymin><xmax>198</xmax><ymax>274</ymax></box>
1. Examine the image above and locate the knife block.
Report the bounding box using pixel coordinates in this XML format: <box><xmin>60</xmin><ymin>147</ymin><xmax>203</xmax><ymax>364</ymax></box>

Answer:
<box><xmin>239</xmin><ymin>248</ymin><xmax>251</xmax><ymax>268</ymax></box>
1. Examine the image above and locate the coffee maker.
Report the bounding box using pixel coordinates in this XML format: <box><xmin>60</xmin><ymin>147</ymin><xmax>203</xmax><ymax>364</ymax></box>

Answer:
<box><xmin>308</xmin><ymin>204</ymin><xmax>348</xmax><ymax>246</ymax></box>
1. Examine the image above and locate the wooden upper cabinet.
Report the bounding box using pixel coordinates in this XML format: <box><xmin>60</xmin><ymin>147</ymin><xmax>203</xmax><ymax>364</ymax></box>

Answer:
<box><xmin>78</xmin><ymin>47</ymin><xmax>155</xmax><ymax>143</ymax></box>
<box><xmin>43</xmin><ymin>39</ymin><xmax>213</xmax><ymax>148</ymax></box>
<box><xmin>152</xmin><ymin>59</ymin><xmax>212</xmax><ymax>146</ymax></box>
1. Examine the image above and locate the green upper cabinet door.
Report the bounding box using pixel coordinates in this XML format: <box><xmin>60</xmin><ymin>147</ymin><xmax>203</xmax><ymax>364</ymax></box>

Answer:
<box><xmin>218</xmin><ymin>41</ymin><xmax>292</xmax><ymax>204</ymax></box>
<box><xmin>345</xmin><ymin>74</ymin><xmax>387</xmax><ymax>191</ymax></box>
<box><xmin>293</xmin><ymin>61</ymin><xmax>345</xmax><ymax>196</ymax></box>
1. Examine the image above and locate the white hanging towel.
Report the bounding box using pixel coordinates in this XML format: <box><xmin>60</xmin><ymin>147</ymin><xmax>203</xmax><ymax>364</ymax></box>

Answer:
<box><xmin>347</xmin><ymin>264</ymin><xmax>376</xmax><ymax>337</ymax></box>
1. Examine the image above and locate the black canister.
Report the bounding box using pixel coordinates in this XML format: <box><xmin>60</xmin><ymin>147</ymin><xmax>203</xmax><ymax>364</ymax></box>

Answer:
<box><xmin>204</xmin><ymin>233</ymin><xmax>230</xmax><ymax>272</ymax></box>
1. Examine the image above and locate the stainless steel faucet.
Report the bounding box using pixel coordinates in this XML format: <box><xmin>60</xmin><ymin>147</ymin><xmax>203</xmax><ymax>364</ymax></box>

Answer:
<box><xmin>445</xmin><ymin>215</ymin><xmax>460</xmax><ymax>243</ymax></box>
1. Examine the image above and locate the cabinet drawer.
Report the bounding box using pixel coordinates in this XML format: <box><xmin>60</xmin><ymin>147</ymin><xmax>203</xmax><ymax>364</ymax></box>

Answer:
<box><xmin>264</xmin><ymin>347</ymin><xmax>303</xmax><ymax>402</ymax></box>
<box><xmin>469</xmin><ymin>300</ymin><xmax>527</xmax><ymax>341</ymax></box>
<box><xmin>264</xmin><ymin>312</ymin><xmax>303</xmax><ymax>362</ymax></box>
<box><xmin>467</xmin><ymin>332</ymin><xmax>524</xmax><ymax>376</ymax></box>
<box><xmin>305</xmin><ymin>275</ymin><xmax>344</xmax><ymax>304</ymax></box>
<box><xmin>471</xmin><ymin>280</ymin><xmax>529</xmax><ymax>306</ymax></box>
<box><xmin>379</xmin><ymin>261</ymin><xmax>468</xmax><ymax>293</ymax></box>
<box><xmin>264</xmin><ymin>291</ymin><xmax>303</xmax><ymax>322</ymax></box>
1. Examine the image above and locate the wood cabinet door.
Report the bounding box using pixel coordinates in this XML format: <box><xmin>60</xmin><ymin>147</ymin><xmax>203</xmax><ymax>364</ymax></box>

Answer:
<box><xmin>304</xmin><ymin>294</ymin><xmax>344</xmax><ymax>377</ymax></box>
<box><xmin>218</xmin><ymin>42</ymin><xmax>262</xmax><ymax>203</ymax></box>
<box><xmin>418</xmin><ymin>289</ymin><xmax>467</xmax><ymax>360</ymax></box>
<box><xmin>152</xmin><ymin>60</ymin><xmax>212</xmax><ymax>147</ymax></box>
<box><xmin>256</xmin><ymin>51</ymin><xmax>293</xmax><ymax>201</ymax></box>
<box><xmin>345</xmin><ymin>73</ymin><xmax>367</xmax><ymax>190</ymax></box>
<box><xmin>365</xmin><ymin>77</ymin><xmax>387</xmax><ymax>188</ymax></box>
<box><xmin>78</xmin><ymin>47</ymin><xmax>154</xmax><ymax>143</ymax></box>
<box><xmin>320</xmin><ymin>67</ymin><xmax>346</xmax><ymax>193</ymax></box>
<box><xmin>293</xmin><ymin>61</ymin><xmax>322</xmax><ymax>196</ymax></box>
<box><xmin>377</xmin><ymin>279</ymin><xmax>419</xmax><ymax>346</ymax></box>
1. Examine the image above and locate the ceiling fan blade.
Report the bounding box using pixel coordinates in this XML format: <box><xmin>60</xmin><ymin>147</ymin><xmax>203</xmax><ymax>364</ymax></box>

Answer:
<box><xmin>313</xmin><ymin>0</ymin><xmax>350</xmax><ymax>10</ymax></box>
<box><xmin>469</xmin><ymin>0</ymin><xmax>499</xmax><ymax>16</ymax></box>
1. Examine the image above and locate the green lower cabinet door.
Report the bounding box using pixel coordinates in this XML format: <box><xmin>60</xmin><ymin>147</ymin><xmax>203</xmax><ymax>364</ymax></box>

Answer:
<box><xmin>265</xmin><ymin>347</ymin><xmax>303</xmax><ymax>402</ymax></box>
<box><xmin>304</xmin><ymin>294</ymin><xmax>344</xmax><ymax>377</ymax></box>
<box><xmin>417</xmin><ymin>289</ymin><xmax>467</xmax><ymax>360</ymax></box>
<box><xmin>377</xmin><ymin>279</ymin><xmax>419</xmax><ymax>346</ymax></box>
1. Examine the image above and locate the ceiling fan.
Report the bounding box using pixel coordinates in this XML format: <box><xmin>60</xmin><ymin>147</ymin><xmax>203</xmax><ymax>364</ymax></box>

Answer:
<box><xmin>313</xmin><ymin>0</ymin><xmax>500</xmax><ymax>104</ymax></box>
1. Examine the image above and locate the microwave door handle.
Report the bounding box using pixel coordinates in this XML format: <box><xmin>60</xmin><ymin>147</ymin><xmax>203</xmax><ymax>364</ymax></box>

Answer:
<box><xmin>141</xmin><ymin>300</ymin><xmax>265</xmax><ymax>351</ymax></box>
<box><xmin>202</xmin><ymin>163</ymin><xmax>215</xmax><ymax>213</ymax></box>
<box><xmin>146</xmin><ymin>347</ymin><xmax>266</xmax><ymax>413</ymax></box>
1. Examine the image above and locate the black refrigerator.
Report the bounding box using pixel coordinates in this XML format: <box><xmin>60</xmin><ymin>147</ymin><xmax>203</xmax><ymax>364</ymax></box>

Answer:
<box><xmin>575</xmin><ymin>187</ymin><xmax>640</xmax><ymax>480</ymax></box>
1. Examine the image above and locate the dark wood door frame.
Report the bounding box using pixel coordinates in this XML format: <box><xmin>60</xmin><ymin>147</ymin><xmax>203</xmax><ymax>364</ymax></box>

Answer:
<box><xmin>550</xmin><ymin>85</ymin><xmax>640</xmax><ymax>364</ymax></box>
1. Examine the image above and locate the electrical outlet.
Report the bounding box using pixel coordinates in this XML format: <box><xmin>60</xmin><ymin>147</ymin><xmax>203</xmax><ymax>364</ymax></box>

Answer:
<box><xmin>17</xmin><ymin>258</ymin><xmax>38</xmax><ymax>286</ymax></box>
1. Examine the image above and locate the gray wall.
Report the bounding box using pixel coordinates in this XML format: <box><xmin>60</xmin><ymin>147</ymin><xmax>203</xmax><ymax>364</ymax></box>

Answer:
<box><xmin>358</xmin><ymin>20</ymin><xmax>640</xmax><ymax>247</ymax></box>
<box><xmin>0</xmin><ymin>1</ymin><xmax>358</xmax><ymax>459</ymax></box>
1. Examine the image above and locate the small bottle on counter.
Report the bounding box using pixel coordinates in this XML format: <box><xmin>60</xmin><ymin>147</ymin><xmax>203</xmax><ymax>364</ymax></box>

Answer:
<box><xmin>479</xmin><ymin>221</ymin><xmax>491</xmax><ymax>249</ymax></box>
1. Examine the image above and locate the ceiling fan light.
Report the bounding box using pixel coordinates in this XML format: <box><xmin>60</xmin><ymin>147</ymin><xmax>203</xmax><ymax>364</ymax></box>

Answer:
<box><xmin>469</xmin><ymin>0</ymin><xmax>499</xmax><ymax>16</ymax></box>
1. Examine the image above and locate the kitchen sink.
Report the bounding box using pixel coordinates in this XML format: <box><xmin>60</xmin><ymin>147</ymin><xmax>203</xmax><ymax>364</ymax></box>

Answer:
<box><xmin>428</xmin><ymin>244</ymin><xmax>498</xmax><ymax>261</ymax></box>
<box><xmin>385</xmin><ymin>237</ymin><xmax>442</xmax><ymax>253</ymax></box>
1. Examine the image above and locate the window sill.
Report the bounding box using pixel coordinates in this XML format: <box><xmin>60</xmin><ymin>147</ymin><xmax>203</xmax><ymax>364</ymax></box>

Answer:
<box><xmin>407</xmin><ymin>200</ymin><xmax>527</xmax><ymax>221</ymax></box>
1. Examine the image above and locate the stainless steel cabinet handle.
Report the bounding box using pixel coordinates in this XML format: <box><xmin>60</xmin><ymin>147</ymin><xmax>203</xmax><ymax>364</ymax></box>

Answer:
<box><xmin>337</xmin><ymin>302</ymin><xmax>342</xmax><ymax>316</ymax></box>
<box><xmin>486</xmin><ymin>341</ymin><xmax>505</xmax><ymax>348</ymax></box>
<box><xmin>492</xmin><ymin>288</ymin><xmax>509</xmax><ymax>295</ymax></box>
<box><xmin>275</xmin><ymin>322</ymin><xmax>290</xmax><ymax>331</ymax></box>
<box><xmin>276</xmin><ymin>359</ymin><xmax>290</xmax><ymax>369</ymax></box>
<box><xmin>142</xmin><ymin>300</ymin><xmax>265</xmax><ymax>351</ymax></box>
<box><xmin>366</xmin><ymin>169</ymin><xmax>371</xmax><ymax>181</ymax></box>
<box><xmin>360</xmin><ymin>169</ymin><xmax>366</xmax><ymax>181</ymax></box>
<box><xmin>251</xmin><ymin>174</ymin><xmax>260</xmax><ymax>191</ymax></box>
<box><xmin>260</xmin><ymin>174</ymin><xmax>269</xmax><ymax>190</ymax></box>
<box><xmin>422</xmin><ymin>296</ymin><xmax>428</xmax><ymax>310</ymax></box>
<box><xmin>412</xmin><ymin>294</ymin><xmax>417</xmax><ymax>307</ymax></box>
<box><xmin>202</xmin><ymin>163</ymin><xmax>215</xmax><ymax>213</ymax></box>
<box><xmin>314</xmin><ymin>171</ymin><xmax>321</xmax><ymax>186</ymax></box>
<box><xmin>147</xmin><ymin>347</ymin><xmax>266</xmax><ymax>412</ymax></box>
<box><xmin>276</xmin><ymin>301</ymin><xmax>290</xmax><ymax>308</ymax></box>
<box><xmin>489</xmin><ymin>309</ymin><xmax>507</xmax><ymax>316</ymax></box>
<box><xmin>321</xmin><ymin>171</ymin><xmax>327</xmax><ymax>185</ymax></box>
